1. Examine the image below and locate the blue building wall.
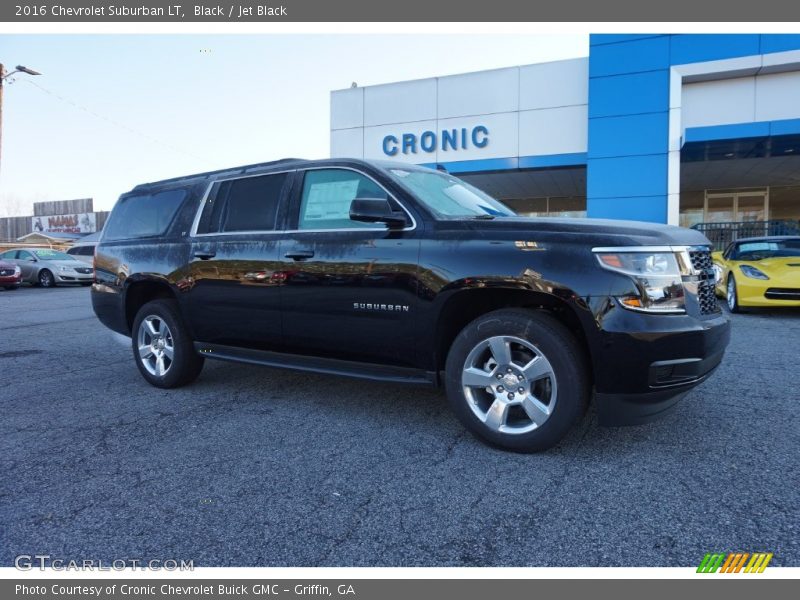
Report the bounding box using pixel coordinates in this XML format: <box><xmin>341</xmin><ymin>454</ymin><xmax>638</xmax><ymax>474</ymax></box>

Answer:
<box><xmin>586</xmin><ymin>34</ymin><xmax>800</xmax><ymax>223</ymax></box>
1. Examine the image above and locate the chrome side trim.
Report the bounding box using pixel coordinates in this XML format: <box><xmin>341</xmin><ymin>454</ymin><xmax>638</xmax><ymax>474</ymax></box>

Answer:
<box><xmin>591</xmin><ymin>245</ymin><xmax>709</xmax><ymax>253</ymax></box>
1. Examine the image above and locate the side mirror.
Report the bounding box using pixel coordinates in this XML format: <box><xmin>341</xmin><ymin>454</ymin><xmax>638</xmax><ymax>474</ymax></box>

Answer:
<box><xmin>711</xmin><ymin>251</ymin><xmax>723</xmax><ymax>261</ymax></box>
<box><xmin>349</xmin><ymin>198</ymin><xmax>407</xmax><ymax>228</ymax></box>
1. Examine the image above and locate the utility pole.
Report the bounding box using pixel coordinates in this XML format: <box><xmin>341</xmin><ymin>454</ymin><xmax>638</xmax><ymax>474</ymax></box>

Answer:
<box><xmin>0</xmin><ymin>62</ymin><xmax>42</xmax><ymax>174</ymax></box>
<box><xmin>1</xmin><ymin>63</ymin><xmax>6</xmax><ymax>173</ymax></box>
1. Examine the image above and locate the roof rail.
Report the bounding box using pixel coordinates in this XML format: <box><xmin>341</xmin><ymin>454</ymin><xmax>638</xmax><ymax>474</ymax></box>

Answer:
<box><xmin>132</xmin><ymin>158</ymin><xmax>307</xmax><ymax>190</ymax></box>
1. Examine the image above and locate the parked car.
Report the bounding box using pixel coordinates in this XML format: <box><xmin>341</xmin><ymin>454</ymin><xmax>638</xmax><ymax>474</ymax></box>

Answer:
<box><xmin>713</xmin><ymin>236</ymin><xmax>800</xmax><ymax>312</ymax></box>
<box><xmin>66</xmin><ymin>231</ymin><xmax>102</xmax><ymax>264</ymax></box>
<box><xmin>91</xmin><ymin>158</ymin><xmax>730</xmax><ymax>451</ymax></box>
<box><xmin>0</xmin><ymin>258</ymin><xmax>22</xmax><ymax>290</ymax></box>
<box><xmin>0</xmin><ymin>247</ymin><xmax>94</xmax><ymax>287</ymax></box>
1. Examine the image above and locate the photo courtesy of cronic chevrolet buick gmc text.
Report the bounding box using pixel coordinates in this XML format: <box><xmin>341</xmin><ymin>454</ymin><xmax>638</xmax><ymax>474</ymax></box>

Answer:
<box><xmin>91</xmin><ymin>158</ymin><xmax>730</xmax><ymax>451</ymax></box>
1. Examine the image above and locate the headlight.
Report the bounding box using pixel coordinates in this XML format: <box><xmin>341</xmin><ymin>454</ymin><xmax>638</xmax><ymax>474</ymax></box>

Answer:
<box><xmin>14</xmin><ymin>266</ymin><xmax>21</xmax><ymax>276</ymax></box>
<box><xmin>712</xmin><ymin>264</ymin><xmax>723</xmax><ymax>285</ymax></box>
<box><xmin>595</xmin><ymin>250</ymin><xmax>685</xmax><ymax>313</ymax></box>
<box><xmin>739</xmin><ymin>265</ymin><xmax>769</xmax><ymax>280</ymax></box>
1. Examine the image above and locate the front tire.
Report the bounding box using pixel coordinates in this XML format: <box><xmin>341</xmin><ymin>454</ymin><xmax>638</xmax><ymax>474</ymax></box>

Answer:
<box><xmin>131</xmin><ymin>299</ymin><xmax>204</xmax><ymax>388</ymax></box>
<box><xmin>38</xmin><ymin>269</ymin><xmax>55</xmax><ymax>288</ymax></box>
<box><xmin>445</xmin><ymin>309</ymin><xmax>590</xmax><ymax>452</ymax></box>
<box><xmin>726</xmin><ymin>275</ymin><xmax>741</xmax><ymax>313</ymax></box>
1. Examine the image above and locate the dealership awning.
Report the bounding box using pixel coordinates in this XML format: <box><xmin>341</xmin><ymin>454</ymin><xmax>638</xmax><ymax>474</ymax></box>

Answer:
<box><xmin>459</xmin><ymin>166</ymin><xmax>586</xmax><ymax>199</ymax></box>
<box><xmin>16</xmin><ymin>231</ymin><xmax>85</xmax><ymax>244</ymax></box>
<box><xmin>680</xmin><ymin>119</ymin><xmax>800</xmax><ymax>191</ymax></box>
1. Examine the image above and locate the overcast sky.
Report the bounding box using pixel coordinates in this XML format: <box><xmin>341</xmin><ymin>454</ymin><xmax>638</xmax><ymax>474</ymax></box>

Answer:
<box><xmin>0</xmin><ymin>34</ymin><xmax>586</xmax><ymax>215</ymax></box>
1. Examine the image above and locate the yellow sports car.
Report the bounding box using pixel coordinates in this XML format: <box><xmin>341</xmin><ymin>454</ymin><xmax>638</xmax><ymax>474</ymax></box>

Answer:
<box><xmin>712</xmin><ymin>236</ymin><xmax>800</xmax><ymax>312</ymax></box>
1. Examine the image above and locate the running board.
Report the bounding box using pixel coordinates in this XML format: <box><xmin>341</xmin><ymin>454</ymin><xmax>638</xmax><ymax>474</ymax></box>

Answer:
<box><xmin>193</xmin><ymin>342</ymin><xmax>437</xmax><ymax>386</ymax></box>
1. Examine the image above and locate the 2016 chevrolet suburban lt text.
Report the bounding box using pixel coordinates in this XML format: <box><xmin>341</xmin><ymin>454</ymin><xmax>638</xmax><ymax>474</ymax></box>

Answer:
<box><xmin>91</xmin><ymin>158</ymin><xmax>730</xmax><ymax>451</ymax></box>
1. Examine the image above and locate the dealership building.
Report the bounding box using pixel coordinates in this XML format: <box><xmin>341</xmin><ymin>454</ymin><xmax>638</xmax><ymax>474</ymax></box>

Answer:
<box><xmin>330</xmin><ymin>34</ymin><xmax>800</xmax><ymax>229</ymax></box>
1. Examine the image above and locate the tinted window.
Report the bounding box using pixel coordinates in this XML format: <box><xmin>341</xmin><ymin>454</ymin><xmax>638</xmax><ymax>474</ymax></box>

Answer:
<box><xmin>723</xmin><ymin>243</ymin><xmax>734</xmax><ymax>261</ymax></box>
<box><xmin>18</xmin><ymin>251</ymin><xmax>33</xmax><ymax>261</ymax></box>
<box><xmin>0</xmin><ymin>250</ymin><xmax>16</xmax><ymax>259</ymax></box>
<box><xmin>298</xmin><ymin>169</ymin><xmax>389</xmax><ymax>230</ymax></box>
<box><xmin>104</xmin><ymin>189</ymin><xmax>186</xmax><ymax>241</ymax></box>
<box><xmin>197</xmin><ymin>173</ymin><xmax>287</xmax><ymax>234</ymax></box>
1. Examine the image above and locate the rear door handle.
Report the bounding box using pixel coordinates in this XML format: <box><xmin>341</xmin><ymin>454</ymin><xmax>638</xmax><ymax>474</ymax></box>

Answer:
<box><xmin>194</xmin><ymin>251</ymin><xmax>216</xmax><ymax>260</ymax></box>
<box><xmin>284</xmin><ymin>250</ymin><xmax>315</xmax><ymax>260</ymax></box>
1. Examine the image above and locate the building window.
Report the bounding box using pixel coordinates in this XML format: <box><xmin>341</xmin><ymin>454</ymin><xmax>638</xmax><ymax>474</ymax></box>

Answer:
<box><xmin>676</xmin><ymin>188</ymin><xmax>800</xmax><ymax>226</ymax></box>
<box><xmin>769</xmin><ymin>186</ymin><xmax>800</xmax><ymax>220</ymax></box>
<box><xmin>502</xmin><ymin>196</ymin><xmax>586</xmax><ymax>218</ymax></box>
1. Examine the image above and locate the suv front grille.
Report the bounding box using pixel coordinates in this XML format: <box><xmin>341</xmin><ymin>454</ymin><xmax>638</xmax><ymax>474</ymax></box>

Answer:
<box><xmin>689</xmin><ymin>248</ymin><xmax>720</xmax><ymax>315</ymax></box>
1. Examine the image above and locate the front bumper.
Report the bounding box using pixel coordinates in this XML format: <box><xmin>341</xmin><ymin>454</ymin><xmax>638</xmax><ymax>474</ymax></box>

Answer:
<box><xmin>54</xmin><ymin>271</ymin><xmax>94</xmax><ymax>283</ymax></box>
<box><xmin>589</xmin><ymin>305</ymin><xmax>730</xmax><ymax>426</ymax></box>
<box><xmin>0</xmin><ymin>275</ymin><xmax>22</xmax><ymax>285</ymax></box>
<box><xmin>737</xmin><ymin>277</ymin><xmax>800</xmax><ymax>307</ymax></box>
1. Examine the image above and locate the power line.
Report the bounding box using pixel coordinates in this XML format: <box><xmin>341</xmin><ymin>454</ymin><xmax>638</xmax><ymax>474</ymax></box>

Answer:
<box><xmin>21</xmin><ymin>78</ymin><xmax>211</xmax><ymax>162</ymax></box>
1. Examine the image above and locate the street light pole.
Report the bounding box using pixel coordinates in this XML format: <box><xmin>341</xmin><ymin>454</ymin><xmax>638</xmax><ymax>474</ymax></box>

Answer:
<box><xmin>0</xmin><ymin>63</ymin><xmax>42</xmax><ymax>174</ymax></box>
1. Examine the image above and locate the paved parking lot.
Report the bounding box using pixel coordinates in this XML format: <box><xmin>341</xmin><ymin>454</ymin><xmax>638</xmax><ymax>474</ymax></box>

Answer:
<box><xmin>1</xmin><ymin>285</ymin><xmax>798</xmax><ymax>567</ymax></box>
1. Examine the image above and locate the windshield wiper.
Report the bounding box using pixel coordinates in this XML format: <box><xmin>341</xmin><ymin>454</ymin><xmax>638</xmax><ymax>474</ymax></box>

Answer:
<box><xmin>472</xmin><ymin>214</ymin><xmax>496</xmax><ymax>220</ymax></box>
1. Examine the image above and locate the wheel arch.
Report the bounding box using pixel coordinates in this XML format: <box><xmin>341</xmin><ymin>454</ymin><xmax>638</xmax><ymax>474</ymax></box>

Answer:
<box><xmin>123</xmin><ymin>277</ymin><xmax>180</xmax><ymax>334</ymax></box>
<box><xmin>432</xmin><ymin>287</ymin><xmax>593</xmax><ymax>383</ymax></box>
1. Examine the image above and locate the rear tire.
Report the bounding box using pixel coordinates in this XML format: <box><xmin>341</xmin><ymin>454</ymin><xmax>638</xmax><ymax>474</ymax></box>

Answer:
<box><xmin>131</xmin><ymin>299</ymin><xmax>204</xmax><ymax>388</ymax></box>
<box><xmin>445</xmin><ymin>309</ymin><xmax>590</xmax><ymax>452</ymax></box>
<box><xmin>38</xmin><ymin>269</ymin><xmax>55</xmax><ymax>288</ymax></box>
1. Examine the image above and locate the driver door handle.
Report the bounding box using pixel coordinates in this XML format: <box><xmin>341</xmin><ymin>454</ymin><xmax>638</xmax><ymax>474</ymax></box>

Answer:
<box><xmin>194</xmin><ymin>250</ymin><xmax>216</xmax><ymax>260</ymax></box>
<box><xmin>285</xmin><ymin>250</ymin><xmax>315</xmax><ymax>261</ymax></box>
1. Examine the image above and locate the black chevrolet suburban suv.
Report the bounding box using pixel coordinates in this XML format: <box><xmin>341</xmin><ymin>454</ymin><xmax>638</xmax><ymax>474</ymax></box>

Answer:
<box><xmin>92</xmin><ymin>158</ymin><xmax>730</xmax><ymax>451</ymax></box>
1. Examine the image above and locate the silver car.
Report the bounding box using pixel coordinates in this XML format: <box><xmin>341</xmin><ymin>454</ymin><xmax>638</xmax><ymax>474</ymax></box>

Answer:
<box><xmin>0</xmin><ymin>247</ymin><xmax>94</xmax><ymax>287</ymax></box>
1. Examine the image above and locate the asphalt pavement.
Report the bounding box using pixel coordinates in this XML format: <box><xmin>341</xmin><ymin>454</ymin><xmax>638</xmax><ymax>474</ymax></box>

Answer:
<box><xmin>1</xmin><ymin>285</ymin><xmax>798</xmax><ymax>567</ymax></box>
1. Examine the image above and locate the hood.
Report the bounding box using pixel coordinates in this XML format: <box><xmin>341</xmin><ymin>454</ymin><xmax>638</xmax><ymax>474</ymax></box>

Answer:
<box><xmin>738</xmin><ymin>256</ymin><xmax>800</xmax><ymax>271</ymax></box>
<box><xmin>439</xmin><ymin>216</ymin><xmax>711</xmax><ymax>247</ymax></box>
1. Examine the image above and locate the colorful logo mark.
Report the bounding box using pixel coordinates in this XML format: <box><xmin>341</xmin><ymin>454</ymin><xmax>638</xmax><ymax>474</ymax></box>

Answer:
<box><xmin>697</xmin><ymin>552</ymin><xmax>773</xmax><ymax>573</ymax></box>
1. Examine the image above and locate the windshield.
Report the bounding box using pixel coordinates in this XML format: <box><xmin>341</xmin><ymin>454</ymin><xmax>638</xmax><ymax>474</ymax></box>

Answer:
<box><xmin>387</xmin><ymin>168</ymin><xmax>515</xmax><ymax>217</ymax></box>
<box><xmin>735</xmin><ymin>239</ymin><xmax>800</xmax><ymax>260</ymax></box>
<box><xmin>32</xmin><ymin>249</ymin><xmax>75</xmax><ymax>261</ymax></box>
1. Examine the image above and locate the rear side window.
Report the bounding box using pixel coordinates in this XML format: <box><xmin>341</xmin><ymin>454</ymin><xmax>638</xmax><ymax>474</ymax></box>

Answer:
<box><xmin>196</xmin><ymin>173</ymin><xmax>288</xmax><ymax>234</ymax></box>
<box><xmin>69</xmin><ymin>245</ymin><xmax>94</xmax><ymax>256</ymax></box>
<box><xmin>104</xmin><ymin>189</ymin><xmax>186</xmax><ymax>241</ymax></box>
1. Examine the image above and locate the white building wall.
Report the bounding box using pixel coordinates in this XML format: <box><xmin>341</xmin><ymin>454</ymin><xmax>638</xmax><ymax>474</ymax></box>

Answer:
<box><xmin>681</xmin><ymin>70</ymin><xmax>800</xmax><ymax>130</ymax></box>
<box><xmin>330</xmin><ymin>58</ymin><xmax>589</xmax><ymax>164</ymax></box>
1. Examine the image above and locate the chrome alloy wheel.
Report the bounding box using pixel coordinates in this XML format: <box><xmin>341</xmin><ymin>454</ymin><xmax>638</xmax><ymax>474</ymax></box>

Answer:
<box><xmin>136</xmin><ymin>315</ymin><xmax>175</xmax><ymax>377</ymax></box>
<box><xmin>461</xmin><ymin>335</ymin><xmax>557</xmax><ymax>435</ymax></box>
<box><xmin>727</xmin><ymin>277</ymin><xmax>736</xmax><ymax>311</ymax></box>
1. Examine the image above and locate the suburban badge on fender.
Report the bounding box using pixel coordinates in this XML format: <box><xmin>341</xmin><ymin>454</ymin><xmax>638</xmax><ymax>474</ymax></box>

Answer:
<box><xmin>353</xmin><ymin>302</ymin><xmax>410</xmax><ymax>312</ymax></box>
